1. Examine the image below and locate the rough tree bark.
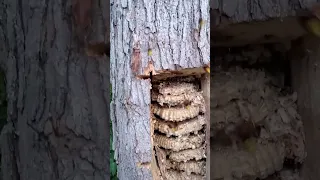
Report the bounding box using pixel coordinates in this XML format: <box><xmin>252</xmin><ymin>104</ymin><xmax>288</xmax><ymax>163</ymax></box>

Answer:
<box><xmin>0</xmin><ymin>0</ymin><xmax>110</xmax><ymax>180</ymax></box>
<box><xmin>110</xmin><ymin>0</ymin><xmax>210</xmax><ymax>179</ymax></box>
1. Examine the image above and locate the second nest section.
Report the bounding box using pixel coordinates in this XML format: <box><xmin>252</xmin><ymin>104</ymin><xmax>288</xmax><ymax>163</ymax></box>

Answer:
<box><xmin>211</xmin><ymin>67</ymin><xmax>306</xmax><ymax>180</ymax></box>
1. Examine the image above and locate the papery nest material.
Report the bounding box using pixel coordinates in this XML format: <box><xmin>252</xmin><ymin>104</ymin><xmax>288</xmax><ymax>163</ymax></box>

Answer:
<box><xmin>158</xmin><ymin>82</ymin><xmax>197</xmax><ymax>96</ymax></box>
<box><xmin>169</xmin><ymin>160</ymin><xmax>206</xmax><ymax>175</ymax></box>
<box><xmin>154</xmin><ymin>90</ymin><xmax>204</xmax><ymax>107</ymax></box>
<box><xmin>211</xmin><ymin>141</ymin><xmax>285</xmax><ymax>180</ymax></box>
<box><xmin>163</xmin><ymin>170</ymin><xmax>205</xmax><ymax>180</ymax></box>
<box><xmin>154</xmin><ymin>133</ymin><xmax>205</xmax><ymax>152</ymax></box>
<box><xmin>153</xmin><ymin>115</ymin><xmax>206</xmax><ymax>137</ymax></box>
<box><xmin>168</xmin><ymin>146</ymin><xmax>207</xmax><ymax>162</ymax></box>
<box><xmin>152</xmin><ymin>104</ymin><xmax>200</xmax><ymax>122</ymax></box>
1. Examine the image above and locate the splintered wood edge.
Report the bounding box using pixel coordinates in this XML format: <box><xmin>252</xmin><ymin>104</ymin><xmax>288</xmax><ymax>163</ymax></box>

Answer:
<box><xmin>201</xmin><ymin>73</ymin><xmax>210</xmax><ymax>180</ymax></box>
<box><xmin>150</xmin><ymin>85</ymin><xmax>160</xmax><ymax>179</ymax></box>
<box><xmin>137</xmin><ymin>67</ymin><xmax>206</xmax><ymax>81</ymax></box>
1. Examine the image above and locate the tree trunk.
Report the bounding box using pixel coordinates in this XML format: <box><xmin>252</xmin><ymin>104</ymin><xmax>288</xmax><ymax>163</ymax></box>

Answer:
<box><xmin>110</xmin><ymin>0</ymin><xmax>210</xmax><ymax>179</ymax></box>
<box><xmin>0</xmin><ymin>0</ymin><xmax>110</xmax><ymax>180</ymax></box>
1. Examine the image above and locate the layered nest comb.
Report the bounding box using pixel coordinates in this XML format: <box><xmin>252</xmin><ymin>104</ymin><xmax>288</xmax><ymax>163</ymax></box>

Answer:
<box><xmin>151</xmin><ymin>77</ymin><xmax>207</xmax><ymax>180</ymax></box>
<box><xmin>211</xmin><ymin>67</ymin><xmax>306</xmax><ymax>180</ymax></box>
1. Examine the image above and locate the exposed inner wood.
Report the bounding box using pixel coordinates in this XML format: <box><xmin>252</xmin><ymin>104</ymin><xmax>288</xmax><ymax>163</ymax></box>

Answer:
<box><xmin>138</xmin><ymin>67</ymin><xmax>206</xmax><ymax>81</ymax></box>
<box><xmin>200</xmin><ymin>73</ymin><xmax>210</xmax><ymax>180</ymax></box>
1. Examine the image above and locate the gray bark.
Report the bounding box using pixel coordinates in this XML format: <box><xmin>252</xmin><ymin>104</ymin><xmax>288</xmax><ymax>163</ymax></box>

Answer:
<box><xmin>0</xmin><ymin>0</ymin><xmax>110</xmax><ymax>180</ymax></box>
<box><xmin>110</xmin><ymin>0</ymin><xmax>210</xmax><ymax>179</ymax></box>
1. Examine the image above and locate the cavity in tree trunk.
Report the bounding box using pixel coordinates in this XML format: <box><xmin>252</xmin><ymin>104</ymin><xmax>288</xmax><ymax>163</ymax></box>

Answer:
<box><xmin>110</xmin><ymin>0</ymin><xmax>210</xmax><ymax>179</ymax></box>
<box><xmin>0</xmin><ymin>0</ymin><xmax>110</xmax><ymax>179</ymax></box>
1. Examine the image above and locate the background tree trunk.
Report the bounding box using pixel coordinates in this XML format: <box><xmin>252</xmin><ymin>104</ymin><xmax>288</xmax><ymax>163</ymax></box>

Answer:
<box><xmin>110</xmin><ymin>0</ymin><xmax>210</xmax><ymax>179</ymax></box>
<box><xmin>0</xmin><ymin>0</ymin><xmax>110</xmax><ymax>179</ymax></box>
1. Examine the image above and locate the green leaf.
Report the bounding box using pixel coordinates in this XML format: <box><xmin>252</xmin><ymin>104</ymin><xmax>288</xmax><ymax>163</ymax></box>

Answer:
<box><xmin>110</xmin><ymin>159</ymin><xmax>117</xmax><ymax>177</ymax></box>
<box><xmin>111</xmin><ymin>176</ymin><xmax>118</xmax><ymax>180</ymax></box>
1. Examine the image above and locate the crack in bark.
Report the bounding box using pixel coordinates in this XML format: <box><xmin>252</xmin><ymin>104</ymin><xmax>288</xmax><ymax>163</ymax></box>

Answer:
<box><xmin>11</xmin><ymin>8</ymin><xmax>22</xmax><ymax>179</ymax></box>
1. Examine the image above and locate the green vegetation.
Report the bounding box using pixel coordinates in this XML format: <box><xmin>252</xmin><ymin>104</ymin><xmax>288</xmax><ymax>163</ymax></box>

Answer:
<box><xmin>110</xmin><ymin>84</ymin><xmax>118</xmax><ymax>180</ymax></box>
<box><xmin>110</xmin><ymin>123</ymin><xmax>118</xmax><ymax>180</ymax></box>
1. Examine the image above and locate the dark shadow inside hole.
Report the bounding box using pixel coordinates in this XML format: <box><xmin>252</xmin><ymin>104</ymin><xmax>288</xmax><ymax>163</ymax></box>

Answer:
<box><xmin>212</xmin><ymin>43</ymin><xmax>293</xmax><ymax>90</ymax></box>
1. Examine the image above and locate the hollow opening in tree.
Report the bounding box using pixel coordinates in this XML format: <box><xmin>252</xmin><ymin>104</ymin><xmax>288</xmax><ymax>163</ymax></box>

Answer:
<box><xmin>149</xmin><ymin>68</ymin><xmax>209</xmax><ymax>180</ymax></box>
<box><xmin>210</xmin><ymin>17</ymin><xmax>319</xmax><ymax>179</ymax></box>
